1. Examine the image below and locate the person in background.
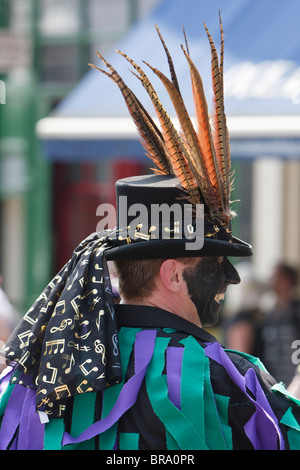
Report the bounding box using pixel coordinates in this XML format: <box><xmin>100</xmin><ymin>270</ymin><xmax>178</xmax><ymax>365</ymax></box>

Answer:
<box><xmin>223</xmin><ymin>261</ymin><xmax>267</xmax><ymax>357</ymax></box>
<box><xmin>260</xmin><ymin>263</ymin><xmax>300</xmax><ymax>386</ymax></box>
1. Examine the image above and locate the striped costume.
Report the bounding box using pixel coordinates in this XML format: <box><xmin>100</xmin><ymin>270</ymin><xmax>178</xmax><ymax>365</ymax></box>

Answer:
<box><xmin>1</xmin><ymin>305</ymin><xmax>300</xmax><ymax>450</ymax></box>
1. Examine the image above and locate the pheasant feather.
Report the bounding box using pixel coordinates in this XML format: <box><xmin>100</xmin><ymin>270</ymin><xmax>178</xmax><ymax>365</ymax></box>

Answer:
<box><xmin>117</xmin><ymin>50</ymin><xmax>201</xmax><ymax>205</ymax></box>
<box><xmin>91</xmin><ymin>16</ymin><xmax>232</xmax><ymax>223</ymax></box>
<box><xmin>181</xmin><ymin>43</ymin><xmax>225</xmax><ymax>213</ymax></box>
<box><xmin>204</xmin><ymin>17</ymin><xmax>231</xmax><ymax>208</ymax></box>
<box><xmin>89</xmin><ymin>53</ymin><xmax>172</xmax><ymax>175</ymax></box>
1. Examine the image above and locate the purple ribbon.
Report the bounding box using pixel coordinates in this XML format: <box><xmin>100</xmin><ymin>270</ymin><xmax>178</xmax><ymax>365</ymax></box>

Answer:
<box><xmin>204</xmin><ymin>342</ymin><xmax>284</xmax><ymax>450</ymax></box>
<box><xmin>166</xmin><ymin>346</ymin><xmax>184</xmax><ymax>410</ymax></box>
<box><xmin>62</xmin><ymin>329</ymin><xmax>157</xmax><ymax>446</ymax></box>
<box><xmin>0</xmin><ymin>385</ymin><xmax>26</xmax><ymax>450</ymax></box>
<box><xmin>18</xmin><ymin>388</ymin><xmax>45</xmax><ymax>450</ymax></box>
<box><xmin>0</xmin><ymin>383</ymin><xmax>45</xmax><ymax>450</ymax></box>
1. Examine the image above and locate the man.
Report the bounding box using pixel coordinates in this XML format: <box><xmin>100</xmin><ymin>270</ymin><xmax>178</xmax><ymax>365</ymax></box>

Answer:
<box><xmin>114</xmin><ymin>256</ymin><xmax>240</xmax><ymax>329</ymax></box>
<box><xmin>260</xmin><ymin>263</ymin><xmax>300</xmax><ymax>385</ymax></box>
<box><xmin>1</xmin><ymin>18</ymin><xmax>300</xmax><ymax>450</ymax></box>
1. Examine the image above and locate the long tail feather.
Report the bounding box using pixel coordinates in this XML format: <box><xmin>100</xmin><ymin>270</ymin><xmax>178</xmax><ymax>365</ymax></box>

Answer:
<box><xmin>117</xmin><ymin>50</ymin><xmax>201</xmax><ymax>204</ymax></box>
<box><xmin>144</xmin><ymin>59</ymin><xmax>224</xmax><ymax>215</ymax></box>
<box><xmin>181</xmin><ymin>43</ymin><xmax>225</xmax><ymax>210</ymax></box>
<box><xmin>92</xmin><ymin>16</ymin><xmax>233</xmax><ymax>223</ymax></box>
<box><xmin>89</xmin><ymin>54</ymin><xmax>172</xmax><ymax>175</ymax></box>
<box><xmin>155</xmin><ymin>25</ymin><xmax>181</xmax><ymax>96</ymax></box>
<box><xmin>204</xmin><ymin>20</ymin><xmax>231</xmax><ymax>209</ymax></box>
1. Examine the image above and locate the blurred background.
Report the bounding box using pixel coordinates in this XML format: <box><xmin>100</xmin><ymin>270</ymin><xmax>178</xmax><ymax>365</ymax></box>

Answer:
<box><xmin>0</xmin><ymin>0</ymin><xmax>300</xmax><ymax>329</ymax></box>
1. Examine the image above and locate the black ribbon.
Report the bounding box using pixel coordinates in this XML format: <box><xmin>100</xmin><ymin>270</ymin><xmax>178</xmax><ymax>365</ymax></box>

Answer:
<box><xmin>0</xmin><ymin>232</ymin><xmax>122</xmax><ymax>418</ymax></box>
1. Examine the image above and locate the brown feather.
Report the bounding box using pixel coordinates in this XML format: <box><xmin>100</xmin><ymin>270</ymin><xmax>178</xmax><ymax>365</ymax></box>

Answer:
<box><xmin>155</xmin><ymin>25</ymin><xmax>181</xmax><ymax>95</ymax></box>
<box><xmin>117</xmin><ymin>50</ymin><xmax>201</xmax><ymax>204</ymax></box>
<box><xmin>181</xmin><ymin>44</ymin><xmax>225</xmax><ymax>211</ymax></box>
<box><xmin>89</xmin><ymin>54</ymin><xmax>172</xmax><ymax>175</ymax></box>
<box><xmin>204</xmin><ymin>22</ymin><xmax>231</xmax><ymax>208</ymax></box>
<box><xmin>143</xmin><ymin>59</ymin><xmax>224</xmax><ymax>214</ymax></box>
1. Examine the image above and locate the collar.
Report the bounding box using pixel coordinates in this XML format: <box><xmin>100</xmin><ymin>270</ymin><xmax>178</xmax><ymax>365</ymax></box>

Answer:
<box><xmin>115</xmin><ymin>304</ymin><xmax>218</xmax><ymax>344</ymax></box>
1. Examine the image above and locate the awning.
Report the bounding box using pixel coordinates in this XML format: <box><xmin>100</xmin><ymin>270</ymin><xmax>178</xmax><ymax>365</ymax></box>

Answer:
<box><xmin>37</xmin><ymin>0</ymin><xmax>300</xmax><ymax>161</ymax></box>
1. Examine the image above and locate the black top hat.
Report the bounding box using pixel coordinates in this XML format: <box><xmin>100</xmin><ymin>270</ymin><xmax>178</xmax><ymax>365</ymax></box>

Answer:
<box><xmin>91</xmin><ymin>18</ymin><xmax>253</xmax><ymax>261</ymax></box>
<box><xmin>105</xmin><ymin>174</ymin><xmax>252</xmax><ymax>260</ymax></box>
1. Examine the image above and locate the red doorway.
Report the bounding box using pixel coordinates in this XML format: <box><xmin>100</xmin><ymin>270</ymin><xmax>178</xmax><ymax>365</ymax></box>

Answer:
<box><xmin>53</xmin><ymin>160</ymin><xmax>146</xmax><ymax>271</ymax></box>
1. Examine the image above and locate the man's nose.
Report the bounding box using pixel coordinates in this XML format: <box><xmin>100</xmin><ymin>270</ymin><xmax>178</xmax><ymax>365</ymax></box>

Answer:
<box><xmin>224</xmin><ymin>258</ymin><xmax>241</xmax><ymax>285</ymax></box>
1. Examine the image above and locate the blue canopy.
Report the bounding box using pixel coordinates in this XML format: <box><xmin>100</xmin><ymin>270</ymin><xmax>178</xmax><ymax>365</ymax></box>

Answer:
<box><xmin>37</xmin><ymin>0</ymin><xmax>300</xmax><ymax>161</ymax></box>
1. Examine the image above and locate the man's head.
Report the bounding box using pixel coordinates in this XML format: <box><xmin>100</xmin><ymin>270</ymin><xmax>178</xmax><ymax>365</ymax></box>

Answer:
<box><xmin>114</xmin><ymin>256</ymin><xmax>240</xmax><ymax>327</ymax></box>
<box><xmin>271</xmin><ymin>262</ymin><xmax>298</xmax><ymax>301</ymax></box>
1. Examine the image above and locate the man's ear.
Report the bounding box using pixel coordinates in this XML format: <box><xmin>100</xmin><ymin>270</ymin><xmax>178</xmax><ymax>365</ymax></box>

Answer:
<box><xmin>159</xmin><ymin>259</ymin><xmax>182</xmax><ymax>293</ymax></box>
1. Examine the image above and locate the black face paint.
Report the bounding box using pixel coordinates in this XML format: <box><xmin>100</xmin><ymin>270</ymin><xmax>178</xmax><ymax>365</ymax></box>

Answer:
<box><xmin>182</xmin><ymin>257</ymin><xmax>240</xmax><ymax>327</ymax></box>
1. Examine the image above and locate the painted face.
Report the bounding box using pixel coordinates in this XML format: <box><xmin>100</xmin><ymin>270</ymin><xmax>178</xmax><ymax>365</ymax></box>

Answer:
<box><xmin>182</xmin><ymin>257</ymin><xmax>240</xmax><ymax>327</ymax></box>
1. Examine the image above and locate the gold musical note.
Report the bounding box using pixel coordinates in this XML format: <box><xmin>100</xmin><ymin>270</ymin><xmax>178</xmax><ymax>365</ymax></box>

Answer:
<box><xmin>80</xmin><ymin>289</ymin><xmax>98</xmax><ymax>300</ymax></box>
<box><xmin>89</xmin><ymin>296</ymin><xmax>101</xmax><ymax>312</ymax></box>
<box><xmin>92</xmin><ymin>263</ymin><xmax>103</xmax><ymax>284</ymax></box>
<box><xmin>53</xmin><ymin>300</ymin><xmax>66</xmax><ymax>316</ymax></box>
<box><xmin>23</xmin><ymin>310</ymin><xmax>37</xmax><ymax>326</ymax></box>
<box><xmin>75</xmin><ymin>329</ymin><xmax>91</xmax><ymax>340</ymax></box>
<box><xmin>54</xmin><ymin>384</ymin><xmax>71</xmax><ymax>400</ymax></box>
<box><xmin>67</xmin><ymin>340</ymin><xmax>91</xmax><ymax>352</ymax></box>
<box><xmin>37</xmin><ymin>396</ymin><xmax>51</xmax><ymax>408</ymax></box>
<box><xmin>44</xmin><ymin>339</ymin><xmax>65</xmax><ymax>355</ymax></box>
<box><xmin>49</xmin><ymin>274</ymin><xmax>62</xmax><ymax>290</ymax></box>
<box><xmin>62</xmin><ymin>353</ymin><xmax>75</xmax><ymax>374</ymax></box>
<box><xmin>58</xmin><ymin>404</ymin><xmax>66</xmax><ymax>417</ymax></box>
<box><xmin>67</xmin><ymin>271</ymin><xmax>78</xmax><ymax>290</ymax></box>
<box><xmin>42</xmin><ymin>362</ymin><xmax>58</xmax><ymax>384</ymax></box>
<box><xmin>76</xmin><ymin>379</ymin><xmax>93</xmax><ymax>394</ymax></box>
<box><xmin>50</xmin><ymin>318</ymin><xmax>73</xmax><ymax>333</ymax></box>
<box><xmin>18</xmin><ymin>330</ymin><xmax>33</xmax><ymax>349</ymax></box>
<box><xmin>96</xmin><ymin>309</ymin><xmax>105</xmax><ymax>330</ymax></box>
<box><xmin>94</xmin><ymin>339</ymin><xmax>106</xmax><ymax>365</ymax></box>
<box><xmin>92</xmin><ymin>275</ymin><xmax>103</xmax><ymax>284</ymax></box>
<box><xmin>96</xmin><ymin>372</ymin><xmax>105</xmax><ymax>380</ymax></box>
<box><xmin>79</xmin><ymin>359</ymin><xmax>98</xmax><ymax>376</ymax></box>
<box><xmin>18</xmin><ymin>350</ymin><xmax>31</xmax><ymax>373</ymax></box>
<box><xmin>70</xmin><ymin>295</ymin><xmax>82</xmax><ymax>319</ymax></box>
<box><xmin>134</xmin><ymin>224</ymin><xmax>150</xmax><ymax>240</ymax></box>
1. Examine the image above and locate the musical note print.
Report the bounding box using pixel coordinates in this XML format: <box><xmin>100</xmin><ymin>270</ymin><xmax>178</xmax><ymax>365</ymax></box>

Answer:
<box><xmin>94</xmin><ymin>339</ymin><xmax>106</xmax><ymax>365</ymax></box>
<box><xmin>2</xmin><ymin>231</ymin><xmax>122</xmax><ymax>419</ymax></box>
<box><xmin>44</xmin><ymin>339</ymin><xmax>65</xmax><ymax>355</ymax></box>
<box><xmin>112</xmin><ymin>334</ymin><xmax>119</xmax><ymax>356</ymax></box>
<box><xmin>74</xmin><ymin>329</ymin><xmax>92</xmax><ymax>340</ymax></box>
<box><xmin>43</xmin><ymin>362</ymin><xmax>58</xmax><ymax>384</ymax></box>
<box><xmin>53</xmin><ymin>300</ymin><xmax>66</xmax><ymax>316</ymax></box>
<box><xmin>96</xmin><ymin>309</ymin><xmax>105</xmax><ymax>330</ymax></box>
<box><xmin>54</xmin><ymin>384</ymin><xmax>71</xmax><ymax>400</ymax></box>
<box><xmin>79</xmin><ymin>359</ymin><xmax>99</xmax><ymax>376</ymax></box>
<box><xmin>18</xmin><ymin>330</ymin><xmax>33</xmax><ymax>349</ymax></box>
<box><xmin>76</xmin><ymin>379</ymin><xmax>93</xmax><ymax>394</ymax></box>
<box><xmin>50</xmin><ymin>318</ymin><xmax>73</xmax><ymax>333</ymax></box>
<box><xmin>62</xmin><ymin>353</ymin><xmax>75</xmax><ymax>374</ymax></box>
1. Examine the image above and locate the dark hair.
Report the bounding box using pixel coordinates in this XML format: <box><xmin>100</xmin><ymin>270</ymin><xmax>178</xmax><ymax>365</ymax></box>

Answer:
<box><xmin>113</xmin><ymin>258</ymin><xmax>165</xmax><ymax>300</ymax></box>
<box><xmin>277</xmin><ymin>263</ymin><xmax>298</xmax><ymax>287</ymax></box>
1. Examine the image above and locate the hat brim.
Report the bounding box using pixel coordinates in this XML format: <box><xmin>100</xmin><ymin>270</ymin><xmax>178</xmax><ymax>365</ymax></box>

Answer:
<box><xmin>106</xmin><ymin>236</ymin><xmax>253</xmax><ymax>260</ymax></box>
